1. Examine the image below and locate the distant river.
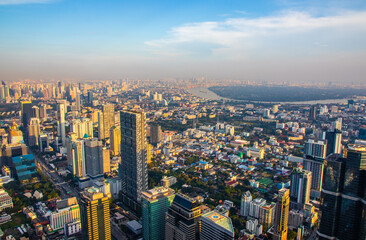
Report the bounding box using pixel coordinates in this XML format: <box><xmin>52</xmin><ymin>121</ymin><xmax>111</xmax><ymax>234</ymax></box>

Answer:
<box><xmin>187</xmin><ymin>87</ymin><xmax>349</xmax><ymax>105</ymax></box>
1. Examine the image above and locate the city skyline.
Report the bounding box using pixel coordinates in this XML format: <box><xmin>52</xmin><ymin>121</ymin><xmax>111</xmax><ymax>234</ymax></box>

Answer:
<box><xmin>1</xmin><ymin>0</ymin><xmax>366</xmax><ymax>83</ymax></box>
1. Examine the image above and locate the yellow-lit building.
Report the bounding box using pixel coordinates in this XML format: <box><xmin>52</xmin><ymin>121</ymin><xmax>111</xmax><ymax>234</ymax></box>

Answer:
<box><xmin>80</xmin><ymin>187</ymin><xmax>111</xmax><ymax>240</ymax></box>
<box><xmin>110</xmin><ymin>126</ymin><xmax>121</xmax><ymax>156</ymax></box>
<box><xmin>272</xmin><ymin>189</ymin><xmax>290</xmax><ymax>240</ymax></box>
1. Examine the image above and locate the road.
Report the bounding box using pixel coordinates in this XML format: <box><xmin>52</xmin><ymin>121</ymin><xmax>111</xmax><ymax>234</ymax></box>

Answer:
<box><xmin>29</xmin><ymin>148</ymin><xmax>80</xmax><ymax>200</ymax></box>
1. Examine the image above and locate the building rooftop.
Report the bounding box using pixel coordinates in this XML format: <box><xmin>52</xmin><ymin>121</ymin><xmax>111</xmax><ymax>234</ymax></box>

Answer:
<box><xmin>202</xmin><ymin>210</ymin><xmax>234</xmax><ymax>234</ymax></box>
<box><xmin>141</xmin><ymin>186</ymin><xmax>175</xmax><ymax>201</ymax></box>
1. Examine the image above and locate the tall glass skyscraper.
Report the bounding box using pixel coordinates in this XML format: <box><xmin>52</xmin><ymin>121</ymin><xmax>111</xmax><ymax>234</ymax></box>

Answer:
<box><xmin>318</xmin><ymin>144</ymin><xmax>366</xmax><ymax>240</ymax></box>
<box><xmin>142</xmin><ymin>187</ymin><xmax>175</xmax><ymax>240</ymax></box>
<box><xmin>119</xmin><ymin>110</ymin><xmax>148</xmax><ymax>210</ymax></box>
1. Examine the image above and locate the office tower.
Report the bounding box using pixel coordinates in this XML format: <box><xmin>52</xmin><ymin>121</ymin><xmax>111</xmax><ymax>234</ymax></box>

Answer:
<box><xmin>142</xmin><ymin>187</ymin><xmax>175</xmax><ymax>240</ymax></box>
<box><xmin>272</xmin><ymin>188</ymin><xmax>290</xmax><ymax>240</ymax></box>
<box><xmin>28</xmin><ymin>118</ymin><xmax>41</xmax><ymax>146</ymax></box>
<box><xmin>110</xmin><ymin>126</ymin><xmax>121</xmax><ymax>156</ymax></box>
<box><xmin>201</xmin><ymin>210</ymin><xmax>235</xmax><ymax>240</ymax></box>
<box><xmin>84</xmin><ymin>138</ymin><xmax>110</xmax><ymax>178</ymax></box>
<box><xmin>331</xmin><ymin>118</ymin><xmax>342</xmax><ymax>132</ymax></box>
<box><xmin>249</xmin><ymin>198</ymin><xmax>266</xmax><ymax>219</ymax></box>
<box><xmin>98</xmin><ymin>104</ymin><xmax>114</xmax><ymax>139</ymax></box>
<box><xmin>240</xmin><ymin>191</ymin><xmax>252</xmax><ymax>217</ymax></box>
<box><xmin>38</xmin><ymin>134</ymin><xmax>49</xmax><ymax>152</ymax></box>
<box><xmin>259</xmin><ymin>202</ymin><xmax>276</xmax><ymax>227</ymax></box>
<box><xmin>67</xmin><ymin>138</ymin><xmax>85</xmax><ymax>178</ymax></box>
<box><xmin>87</xmin><ymin>91</ymin><xmax>93</xmax><ymax>105</ymax></box>
<box><xmin>119</xmin><ymin>110</ymin><xmax>148</xmax><ymax>208</ymax></box>
<box><xmin>57</xmin><ymin>100</ymin><xmax>67</xmax><ymax>146</ymax></box>
<box><xmin>71</xmin><ymin>118</ymin><xmax>93</xmax><ymax>139</ymax></box>
<box><xmin>150</xmin><ymin>125</ymin><xmax>163</xmax><ymax>145</ymax></box>
<box><xmin>318</xmin><ymin>144</ymin><xmax>366</xmax><ymax>240</ymax></box>
<box><xmin>21</xmin><ymin>101</ymin><xmax>33</xmax><ymax>128</ymax></box>
<box><xmin>76</xmin><ymin>93</ymin><xmax>81</xmax><ymax>111</ymax></box>
<box><xmin>324</xmin><ymin>130</ymin><xmax>342</xmax><ymax>156</ymax></box>
<box><xmin>80</xmin><ymin>187</ymin><xmax>111</xmax><ymax>240</ymax></box>
<box><xmin>31</xmin><ymin>106</ymin><xmax>40</xmax><ymax>119</ymax></box>
<box><xmin>50</xmin><ymin>197</ymin><xmax>80</xmax><ymax>231</ymax></box>
<box><xmin>39</xmin><ymin>104</ymin><xmax>47</xmax><ymax>120</ymax></box>
<box><xmin>303</xmin><ymin>139</ymin><xmax>327</xmax><ymax>198</ymax></box>
<box><xmin>290</xmin><ymin>169</ymin><xmax>312</xmax><ymax>209</ymax></box>
<box><xmin>304</xmin><ymin>139</ymin><xmax>327</xmax><ymax>159</ymax></box>
<box><xmin>273</xmin><ymin>104</ymin><xmax>279</xmax><ymax>114</ymax></box>
<box><xmin>309</xmin><ymin>105</ymin><xmax>317</xmax><ymax>120</ymax></box>
<box><xmin>263</xmin><ymin>109</ymin><xmax>270</xmax><ymax>118</ymax></box>
<box><xmin>165</xmin><ymin>194</ymin><xmax>202</xmax><ymax>240</ymax></box>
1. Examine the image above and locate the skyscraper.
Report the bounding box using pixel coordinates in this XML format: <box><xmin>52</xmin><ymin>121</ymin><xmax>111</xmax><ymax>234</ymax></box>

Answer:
<box><xmin>28</xmin><ymin>118</ymin><xmax>41</xmax><ymax>146</ymax></box>
<box><xmin>119</xmin><ymin>110</ymin><xmax>148</xmax><ymax>209</ymax></box>
<box><xmin>84</xmin><ymin>138</ymin><xmax>110</xmax><ymax>178</ymax></box>
<box><xmin>318</xmin><ymin>144</ymin><xmax>366</xmax><ymax>240</ymax></box>
<box><xmin>150</xmin><ymin>125</ymin><xmax>163</xmax><ymax>145</ymax></box>
<box><xmin>309</xmin><ymin>105</ymin><xmax>317</xmax><ymax>120</ymax></box>
<box><xmin>240</xmin><ymin>191</ymin><xmax>252</xmax><ymax>217</ymax></box>
<box><xmin>21</xmin><ymin>101</ymin><xmax>33</xmax><ymax>128</ymax></box>
<box><xmin>201</xmin><ymin>210</ymin><xmax>235</xmax><ymax>240</ymax></box>
<box><xmin>98</xmin><ymin>104</ymin><xmax>115</xmax><ymax>139</ymax></box>
<box><xmin>57</xmin><ymin>100</ymin><xmax>67</xmax><ymax>146</ymax></box>
<box><xmin>142</xmin><ymin>186</ymin><xmax>175</xmax><ymax>240</ymax></box>
<box><xmin>272</xmin><ymin>188</ymin><xmax>290</xmax><ymax>240</ymax></box>
<box><xmin>289</xmin><ymin>168</ymin><xmax>312</xmax><ymax>209</ymax></box>
<box><xmin>80</xmin><ymin>187</ymin><xmax>111</xmax><ymax>240</ymax></box>
<box><xmin>304</xmin><ymin>139</ymin><xmax>327</xmax><ymax>159</ymax></box>
<box><xmin>303</xmin><ymin>139</ymin><xmax>326</xmax><ymax>198</ymax></box>
<box><xmin>324</xmin><ymin>130</ymin><xmax>342</xmax><ymax>156</ymax></box>
<box><xmin>109</xmin><ymin>126</ymin><xmax>121</xmax><ymax>156</ymax></box>
<box><xmin>66</xmin><ymin>138</ymin><xmax>85</xmax><ymax>178</ymax></box>
<box><xmin>165</xmin><ymin>194</ymin><xmax>202</xmax><ymax>240</ymax></box>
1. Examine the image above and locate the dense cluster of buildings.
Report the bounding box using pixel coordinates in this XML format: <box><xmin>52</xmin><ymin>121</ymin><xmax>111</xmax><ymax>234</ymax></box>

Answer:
<box><xmin>0</xmin><ymin>79</ymin><xmax>365</xmax><ymax>239</ymax></box>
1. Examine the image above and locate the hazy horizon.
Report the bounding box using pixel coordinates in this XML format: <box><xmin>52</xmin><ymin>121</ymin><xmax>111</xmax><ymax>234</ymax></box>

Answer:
<box><xmin>1</xmin><ymin>0</ymin><xmax>366</xmax><ymax>84</ymax></box>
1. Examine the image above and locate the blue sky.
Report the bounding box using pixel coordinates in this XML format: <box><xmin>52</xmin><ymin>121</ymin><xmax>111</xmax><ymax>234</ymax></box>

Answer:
<box><xmin>1</xmin><ymin>0</ymin><xmax>366</xmax><ymax>83</ymax></box>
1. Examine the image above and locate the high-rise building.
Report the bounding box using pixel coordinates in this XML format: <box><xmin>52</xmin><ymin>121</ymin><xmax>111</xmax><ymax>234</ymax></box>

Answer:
<box><xmin>98</xmin><ymin>104</ymin><xmax>114</xmax><ymax>139</ymax></box>
<box><xmin>259</xmin><ymin>202</ymin><xmax>276</xmax><ymax>227</ymax></box>
<box><xmin>84</xmin><ymin>138</ymin><xmax>110</xmax><ymax>178</ymax></box>
<box><xmin>359</xmin><ymin>126</ymin><xmax>366</xmax><ymax>140</ymax></box>
<box><xmin>150</xmin><ymin>125</ymin><xmax>163</xmax><ymax>145</ymax></box>
<box><xmin>309</xmin><ymin>105</ymin><xmax>317</xmax><ymax>120</ymax></box>
<box><xmin>272</xmin><ymin>188</ymin><xmax>290</xmax><ymax>240</ymax></box>
<box><xmin>289</xmin><ymin>168</ymin><xmax>312</xmax><ymax>209</ymax></box>
<box><xmin>142</xmin><ymin>187</ymin><xmax>175</xmax><ymax>240</ymax></box>
<box><xmin>303</xmin><ymin>157</ymin><xmax>324</xmax><ymax>198</ymax></box>
<box><xmin>165</xmin><ymin>194</ymin><xmax>202</xmax><ymax>240</ymax></box>
<box><xmin>304</xmin><ymin>139</ymin><xmax>327</xmax><ymax>159</ymax></box>
<box><xmin>119</xmin><ymin>110</ymin><xmax>148</xmax><ymax>208</ymax></box>
<box><xmin>57</xmin><ymin>100</ymin><xmax>67</xmax><ymax>146</ymax></box>
<box><xmin>240</xmin><ymin>191</ymin><xmax>252</xmax><ymax>217</ymax></box>
<box><xmin>109</xmin><ymin>126</ymin><xmax>121</xmax><ymax>156</ymax></box>
<box><xmin>76</xmin><ymin>93</ymin><xmax>81</xmax><ymax>111</ymax></box>
<box><xmin>31</xmin><ymin>105</ymin><xmax>40</xmax><ymax>119</ymax></box>
<box><xmin>80</xmin><ymin>187</ymin><xmax>111</xmax><ymax>240</ymax></box>
<box><xmin>331</xmin><ymin>118</ymin><xmax>342</xmax><ymax>132</ymax></box>
<box><xmin>318</xmin><ymin>144</ymin><xmax>366</xmax><ymax>240</ymax></box>
<box><xmin>50</xmin><ymin>197</ymin><xmax>80</xmax><ymax>231</ymax></box>
<box><xmin>28</xmin><ymin>118</ymin><xmax>41</xmax><ymax>146</ymax></box>
<box><xmin>324</xmin><ymin>130</ymin><xmax>342</xmax><ymax>156</ymax></box>
<box><xmin>21</xmin><ymin>101</ymin><xmax>33</xmax><ymax>128</ymax></box>
<box><xmin>66</xmin><ymin>138</ymin><xmax>85</xmax><ymax>178</ymax></box>
<box><xmin>201</xmin><ymin>210</ymin><xmax>235</xmax><ymax>240</ymax></box>
<box><xmin>71</xmin><ymin>118</ymin><xmax>93</xmax><ymax>139</ymax></box>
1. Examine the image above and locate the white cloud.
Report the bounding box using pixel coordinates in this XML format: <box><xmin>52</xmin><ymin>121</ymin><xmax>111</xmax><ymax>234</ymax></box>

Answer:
<box><xmin>0</xmin><ymin>0</ymin><xmax>56</xmax><ymax>5</ymax></box>
<box><xmin>145</xmin><ymin>10</ymin><xmax>366</xmax><ymax>53</ymax></box>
